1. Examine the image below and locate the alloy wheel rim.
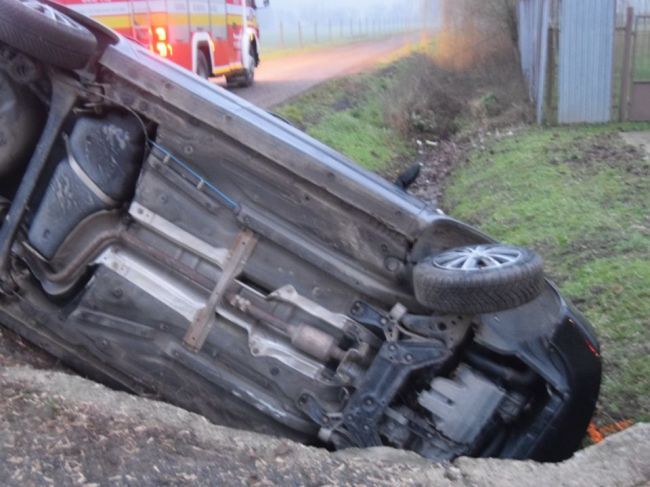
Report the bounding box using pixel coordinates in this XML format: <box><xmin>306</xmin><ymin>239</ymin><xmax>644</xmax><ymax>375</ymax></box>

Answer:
<box><xmin>432</xmin><ymin>245</ymin><xmax>522</xmax><ymax>271</ymax></box>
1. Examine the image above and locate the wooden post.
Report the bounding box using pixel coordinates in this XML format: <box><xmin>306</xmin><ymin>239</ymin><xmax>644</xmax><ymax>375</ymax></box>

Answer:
<box><xmin>620</xmin><ymin>7</ymin><xmax>634</xmax><ymax>121</ymax></box>
<box><xmin>329</xmin><ymin>20</ymin><xmax>332</xmax><ymax>42</ymax></box>
<box><xmin>314</xmin><ymin>22</ymin><xmax>318</xmax><ymax>43</ymax></box>
<box><xmin>298</xmin><ymin>21</ymin><xmax>303</xmax><ymax>48</ymax></box>
<box><xmin>279</xmin><ymin>20</ymin><xmax>284</xmax><ymax>48</ymax></box>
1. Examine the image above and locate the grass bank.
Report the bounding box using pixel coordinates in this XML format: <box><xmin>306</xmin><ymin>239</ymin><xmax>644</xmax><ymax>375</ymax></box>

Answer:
<box><xmin>275</xmin><ymin>56</ymin><xmax>417</xmax><ymax>172</ymax></box>
<box><xmin>443</xmin><ymin>124</ymin><xmax>650</xmax><ymax>423</ymax></box>
<box><xmin>276</xmin><ymin>39</ymin><xmax>528</xmax><ymax>173</ymax></box>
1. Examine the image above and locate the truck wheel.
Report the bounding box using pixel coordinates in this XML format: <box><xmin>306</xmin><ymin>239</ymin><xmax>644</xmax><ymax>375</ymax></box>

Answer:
<box><xmin>0</xmin><ymin>0</ymin><xmax>97</xmax><ymax>69</ymax></box>
<box><xmin>227</xmin><ymin>46</ymin><xmax>256</xmax><ymax>88</ymax></box>
<box><xmin>196</xmin><ymin>50</ymin><xmax>210</xmax><ymax>79</ymax></box>
<box><xmin>412</xmin><ymin>244</ymin><xmax>544</xmax><ymax>314</ymax></box>
<box><xmin>240</xmin><ymin>48</ymin><xmax>256</xmax><ymax>87</ymax></box>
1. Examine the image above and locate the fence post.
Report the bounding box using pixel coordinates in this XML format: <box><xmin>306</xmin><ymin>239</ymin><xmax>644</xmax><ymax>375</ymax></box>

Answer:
<box><xmin>329</xmin><ymin>20</ymin><xmax>332</xmax><ymax>42</ymax></box>
<box><xmin>298</xmin><ymin>21</ymin><xmax>303</xmax><ymax>48</ymax></box>
<box><xmin>535</xmin><ymin>0</ymin><xmax>550</xmax><ymax>125</ymax></box>
<box><xmin>619</xmin><ymin>6</ymin><xmax>635</xmax><ymax>121</ymax></box>
<box><xmin>314</xmin><ymin>22</ymin><xmax>318</xmax><ymax>43</ymax></box>
<box><xmin>279</xmin><ymin>20</ymin><xmax>284</xmax><ymax>48</ymax></box>
<box><xmin>546</xmin><ymin>24</ymin><xmax>557</xmax><ymax>123</ymax></box>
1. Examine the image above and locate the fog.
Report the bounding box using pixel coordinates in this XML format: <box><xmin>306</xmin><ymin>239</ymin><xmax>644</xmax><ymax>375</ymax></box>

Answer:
<box><xmin>256</xmin><ymin>0</ymin><xmax>440</xmax><ymax>49</ymax></box>
<box><xmin>258</xmin><ymin>0</ymin><xmax>418</xmax><ymax>23</ymax></box>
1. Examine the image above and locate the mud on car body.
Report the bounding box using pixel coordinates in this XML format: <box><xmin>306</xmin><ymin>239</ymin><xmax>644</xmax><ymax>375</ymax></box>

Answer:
<box><xmin>0</xmin><ymin>0</ymin><xmax>601</xmax><ymax>462</ymax></box>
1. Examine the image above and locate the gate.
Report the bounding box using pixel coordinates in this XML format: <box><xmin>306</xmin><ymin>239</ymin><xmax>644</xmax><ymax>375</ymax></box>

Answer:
<box><xmin>629</xmin><ymin>14</ymin><xmax>650</xmax><ymax>120</ymax></box>
<box><xmin>557</xmin><ymin>0</ymin><xmax>616</xmax><ymax>124</ymax></box>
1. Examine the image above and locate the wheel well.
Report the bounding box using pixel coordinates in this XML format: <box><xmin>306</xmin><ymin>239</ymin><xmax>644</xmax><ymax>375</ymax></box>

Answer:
<box><xmin>197</xmin><ymin>42</ymin><xmax>212</xmax><ymax>73</ymax></box>
<box><xmin>250</xmin><ymin>37</ymin><xmax>259</xmax><ymax>66</ymax></box>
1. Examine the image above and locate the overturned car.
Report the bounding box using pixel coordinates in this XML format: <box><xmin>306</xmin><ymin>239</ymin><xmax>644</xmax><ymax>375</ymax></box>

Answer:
<box><xmin>0</xmin><ymin>0</ymin><xmax>601</xmax><ymax>462</ymax></box>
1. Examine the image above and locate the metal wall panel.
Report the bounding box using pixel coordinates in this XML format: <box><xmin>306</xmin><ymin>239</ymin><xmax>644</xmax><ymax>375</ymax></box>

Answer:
<box><xmin>518</xmin><ymin>0</ymin><xmax>550</xmax><ymax>124</ymax></box>
<box><xmin>557</xmin><ymin>0</ymin><xmax>616</xmax><ymax>123</ymax></box>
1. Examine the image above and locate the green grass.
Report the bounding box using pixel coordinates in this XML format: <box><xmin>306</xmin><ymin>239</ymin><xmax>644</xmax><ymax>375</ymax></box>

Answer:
<box><xmin>275</xmin><ymin>58</ymin><xmax>417</xmax><ymax>172</ymax></box>
<box><xmin>443</xmin><ymin>123</ymin><xmax>650</xmax><ymax>422</ymax></box>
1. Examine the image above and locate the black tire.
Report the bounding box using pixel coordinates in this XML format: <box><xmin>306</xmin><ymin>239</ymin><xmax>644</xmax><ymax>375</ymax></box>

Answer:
<box><xmin>0</xmin><ymin>196</ymin><xmax>9</xmax><ymax>220</ymax></box>
<box><xmin>226</xmin><ymin>46</ymin><xmax>255</xmax><ymax>89</ymax></box>
<box><xmin>225</xmin><ymin>74</ymin><xmax>240</xmax><ymax>88</ymax></box>
<box><xmin>196</xmin><ymin>50</ymin><xmax>210</xmax><ymax>79</ymax></box>
<box><xmin>413</xmin><ymin>244</ymin><xmax>544</xmax><ymax>314</ymax></box>
<box><xmin>0</xmin><ymin>0</ymin><xmax>97</xmax><ymax>69</ymax></box>
<box><xmin>240</xmin><ymin>51</ymin><xmax>255</xmax><ymax>87</ymax></box>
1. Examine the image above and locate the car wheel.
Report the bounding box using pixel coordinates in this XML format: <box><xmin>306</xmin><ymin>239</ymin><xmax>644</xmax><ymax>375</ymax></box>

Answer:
<box><xmin>0</xmin><ymin>0</ymin><xmax>97</xmax><ymax>69</ymax></box>
<box><xmin>412</xmin><ymin>244</ymin><xmax>544</xmax><ymax>314</ymax></box>
<box><xmin>196</xmin><ymin>50</ymin><xmax>210</xmax><ymax>79</ymax></box>
<box><xmin>0</xmin><ymin>196</ymin><xmax>9</xmax><ymax>220</ymax></box>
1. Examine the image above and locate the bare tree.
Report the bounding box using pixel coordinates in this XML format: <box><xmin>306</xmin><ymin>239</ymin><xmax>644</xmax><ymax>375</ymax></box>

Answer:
<box><xmin>436</xmin><ymin>0</ymin><xmax>518</xmax><ymax>69</ymax></box>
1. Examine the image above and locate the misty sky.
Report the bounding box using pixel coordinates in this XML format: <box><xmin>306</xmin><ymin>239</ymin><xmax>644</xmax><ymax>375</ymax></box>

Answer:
<box><xmin>257</xmin><ymin>0</ymin><xmax>427</xmax><ymax>24</ymax></box>
<box><xmin>256</xmin><ymin>0</ymin><xmax>440</xmax><ymax>48</ymax></box>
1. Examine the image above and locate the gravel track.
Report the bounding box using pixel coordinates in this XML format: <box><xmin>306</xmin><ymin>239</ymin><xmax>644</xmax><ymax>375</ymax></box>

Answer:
<box><xmin>227</xmin><ymin>34</ymin><xmax>421</xmax><ymax>108</ymax></box>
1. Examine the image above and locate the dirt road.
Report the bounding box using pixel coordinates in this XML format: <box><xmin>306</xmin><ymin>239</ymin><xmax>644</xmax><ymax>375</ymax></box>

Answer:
<box><xmin>226</xmin><ymin>34</ymin><xmax>420</xmax><ymax>108</ymax></box>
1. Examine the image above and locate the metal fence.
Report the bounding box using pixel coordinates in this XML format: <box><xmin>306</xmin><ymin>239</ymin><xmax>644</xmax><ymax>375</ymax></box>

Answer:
<box><xmin>617</xmin><ymin>0</ymin><xmax>650</xmax><ymax>25</ymax></box>
<box><xmin>518</xmin><ymin>0</ymin><xmax>551</xmax><ymax>124</ymax></box>
<box><xmin>518</xmin><ymin>0</ymin><xmax>650</xmax><ymax>124</ymax></box>
<box><xmin>258</xmin><ymin>17</ymin><xmax>421</xmax><ymax>51</ymax></box>
<box><xmin>557</xmin><ymin>0</ymin><xmax>616</xmax><ymax>123</ymax></box>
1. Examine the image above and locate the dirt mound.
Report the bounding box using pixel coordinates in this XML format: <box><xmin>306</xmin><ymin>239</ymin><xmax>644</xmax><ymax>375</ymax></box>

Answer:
<box><xmin>0</xmin><ymin>365</ymin><xmax>648</xmax><ymax>486</ymax></box>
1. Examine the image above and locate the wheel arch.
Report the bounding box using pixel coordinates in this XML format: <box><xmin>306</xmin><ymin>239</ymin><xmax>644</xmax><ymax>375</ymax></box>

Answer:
<box><xmin>244</xmin><ymin>29</ymin><xmax>260</xmax><ymax>66</ymax></box>
<box><xmin>191</xmin><ymin>32</ymin><xmax>214</xmax><ymax>75</ymax></box>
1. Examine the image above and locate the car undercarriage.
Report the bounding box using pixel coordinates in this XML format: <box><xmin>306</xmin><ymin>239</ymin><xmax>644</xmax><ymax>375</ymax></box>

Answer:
<box><xmin>0</xmin><ymin>0</ymin><xmax>601</xmax><ymax>462</ymax></box>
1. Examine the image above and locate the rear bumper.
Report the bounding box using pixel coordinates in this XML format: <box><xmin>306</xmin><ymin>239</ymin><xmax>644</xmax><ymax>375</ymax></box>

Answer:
<box><xmin>487</xmin><ymin>286</ymin><xmax>602</xmax><ymax>461</ymax></box>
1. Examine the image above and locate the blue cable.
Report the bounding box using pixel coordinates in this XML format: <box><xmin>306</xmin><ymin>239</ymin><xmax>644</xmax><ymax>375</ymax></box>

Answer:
<box><xmin>149</xmin><ymin>141</ymin><xmax>240</xmax><ymax>212</ymax></box>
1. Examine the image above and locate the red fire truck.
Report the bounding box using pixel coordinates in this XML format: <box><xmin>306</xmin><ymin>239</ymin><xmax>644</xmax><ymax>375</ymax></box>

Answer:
<box><xmin>56</xmin><ymin>0</ymin><xmax>266</xmax><ymax>86</ymax></box>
